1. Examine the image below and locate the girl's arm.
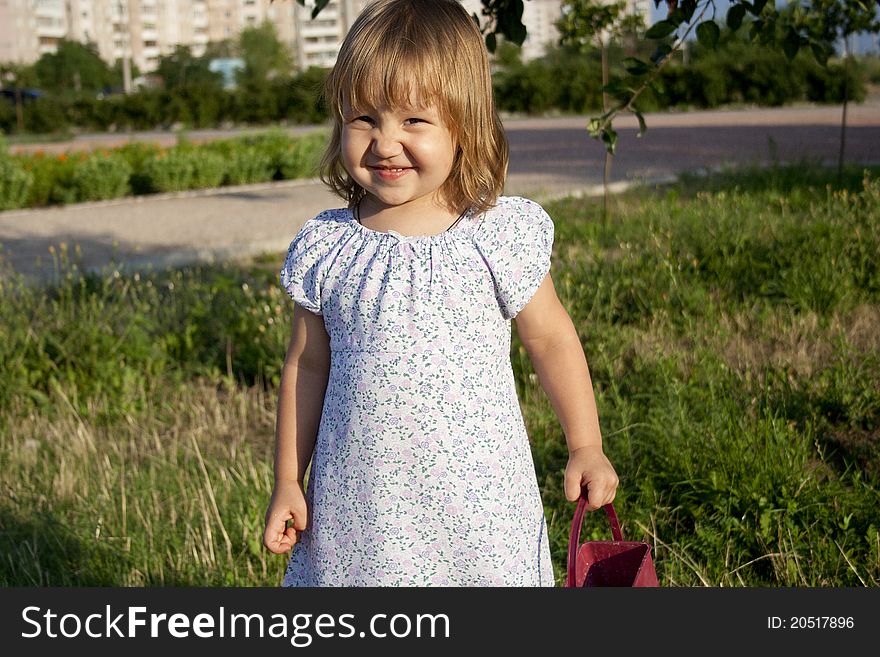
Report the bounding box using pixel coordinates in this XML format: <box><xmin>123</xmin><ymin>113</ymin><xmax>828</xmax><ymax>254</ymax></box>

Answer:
<box><xmin>263</xmin><ymin>303</ymin><xmax>331</xmax><ymax>554</ymax></box>
<box><xmin>514</xmin><ymin>273</ymin><xmax>619</xmax><ymax>510</ymax></box>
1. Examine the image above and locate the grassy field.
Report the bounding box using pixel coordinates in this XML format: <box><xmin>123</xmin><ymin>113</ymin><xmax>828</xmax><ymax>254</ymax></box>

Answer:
<box><xmin>1</xmin><ymin>162</ymin><xmax>878</xmax><ymax>586</ymax></box>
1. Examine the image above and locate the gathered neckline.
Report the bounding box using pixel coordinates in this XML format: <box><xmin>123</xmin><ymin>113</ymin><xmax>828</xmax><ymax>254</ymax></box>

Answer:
<box><xmin>345</xmin><ymin>207</ymin><xmax>477</xmax><ymax>243</ymax></box>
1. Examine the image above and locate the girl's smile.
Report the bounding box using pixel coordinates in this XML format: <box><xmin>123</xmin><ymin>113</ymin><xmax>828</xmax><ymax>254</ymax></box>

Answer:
<box><xmin>341</xmin><ymin>101</ymin><xmax>458</xmax><ymax>222</ymax></box>
<box><xmin>368</xmin><ymin>165</ymin><xmax>413</xmax><ymax>180</ymax></box>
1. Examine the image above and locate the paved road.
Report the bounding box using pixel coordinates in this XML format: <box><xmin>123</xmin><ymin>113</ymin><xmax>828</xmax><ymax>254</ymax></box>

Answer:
<box><xmin>2</xmin><ymin>101</ymin><xmax>879</xmax><ymax>282</ymax></box>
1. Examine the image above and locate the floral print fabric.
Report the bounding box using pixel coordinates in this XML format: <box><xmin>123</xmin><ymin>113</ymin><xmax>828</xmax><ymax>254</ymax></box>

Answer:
<box><xmin>279</xmin><ymin>196</ymin><xmax>555</xmax><ymax>586</ymax></box>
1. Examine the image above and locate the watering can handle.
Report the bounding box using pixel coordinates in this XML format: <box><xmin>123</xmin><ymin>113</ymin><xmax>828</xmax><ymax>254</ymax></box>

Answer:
<box><xmin>566</xmin><ymin>494</ymin><xmax>623</xmax><ymax>588</ymax></box>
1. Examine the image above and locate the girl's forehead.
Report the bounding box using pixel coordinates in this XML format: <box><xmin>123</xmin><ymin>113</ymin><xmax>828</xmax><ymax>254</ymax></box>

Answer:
<box><xmin>341</xmin><ymin>72</ymin><xmax>444</xmax><ymax>111</ymax></box>
<box><xmin>342</xmin><ymin>95</ymin><xmax>440</xmax><ymax>113</ymax></box>
<box><xmin>341</xmin><ymin>91</ymin><xmax>448</xmax><ymax>119</ymax></box>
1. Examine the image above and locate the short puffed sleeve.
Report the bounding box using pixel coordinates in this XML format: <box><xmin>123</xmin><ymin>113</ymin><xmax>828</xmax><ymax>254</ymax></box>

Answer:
<box><xmin>471</xmin><ymin>197</ymin><xmax>555</xmax><ymax>320</ymax></box>
<box><xmin>279</xmin><ymin>216</ymin><xmax>331</xmax><ymax>315</ymax></box>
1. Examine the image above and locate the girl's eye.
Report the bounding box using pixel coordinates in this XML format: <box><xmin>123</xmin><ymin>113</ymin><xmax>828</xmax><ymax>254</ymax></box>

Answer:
<box><xmin>351</xmin><ymin>115</ymin><xmax>373</xmax><ymax>124</ymax></box>
<box><xmin>404</xmin><ymin>118</ymin><xmax>426</xmax><ymax>126</ymax></box>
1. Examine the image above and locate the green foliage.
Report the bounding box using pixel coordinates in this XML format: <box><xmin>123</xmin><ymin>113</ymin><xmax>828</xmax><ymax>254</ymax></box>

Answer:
<box><xmin>211</xmin><ymin>142</ymin><xmax>275</xmax><ymax>185</ymax></box>
<box><xmin>0</xmin><ymin>152</ymin><xmax>34</xmax><ymax>210</ymax></box>
<box><xmin>557</xmin><ymin>0</ymin><xmax>638</xmax><ymax>49</ymax></box>
<box><xmin>36</xmin><ymin>150</ymin><xmax>133</xmax><ymax>204</ymax></box>
<box><xmin>156</xmin><ymin>45</ymin><xmax>225</xmax><ymax>91</ymax></box>
<box><xmin>20</xmin><ymin>97</ymin><xmax>71</xmax><ymax>135</ymax></box>
<box><xmin>2</xmin><ymin>164</ymin><xmax>879</xmax><ymax>585</ymax></box>
<box><xmin>277</xmin><ymin>131</ymin><xmax>326</xmax><ymax>179</ymax></box>
<box><xmin>68</xmin><ymin>151</ymin><xmax>132</xmax><ymax>202</ymax></box>
<box><xmin>1</xmin><ymin>63</ymin><xmax>328</xmax><ymax>135</ymax></box>
<box><xmin>648</xmin><ymin>34</ymin><xmax>867</xmax><ymax>109</ymax></box>
<box><xmin>141</xmin><ymin>147</ymin><xmax>227</xmax><ymax>193</ymax></box>
<box><xmin>491</xmin><ymin>30</ymin><xmax>869</xmax><ymax>115</ymax></box>
<box><xmin>32</xmin><ymin>39</ymin><xmax>116</xmax><ymax>95</ymax></box>
<box><xmin>237</xmin><ymin>20</ymin><xmax>295</xmax><ymax>88</ymax></box>
<box><xmin>5</xmin><ymin>131</ymin><xmax>328</xmax><ymax>209</ymax></box>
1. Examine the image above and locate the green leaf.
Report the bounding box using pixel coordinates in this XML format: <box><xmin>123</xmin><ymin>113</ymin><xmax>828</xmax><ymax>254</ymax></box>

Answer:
<box><xmin>696</xmin><ymin>21</ymin><xmax>721</xmax><ymax>49</ymax></box>
<box><xmin>758</xmin><ymin>19</ymin><xmax>775</xmax><ymax>45</ymax></box>
<box><xmin>650</xmin><ymin>44</ymin><xmax>672</xmax><ymax>65</ymax></box>
<box><xmin>752</xmin><ymin>0</ymin><xmax>769</xmax><ymax>13</ymax></box>
<box><xmin>623</xmin><ymin>57</ymin><xmax>651</xmax><ymax>75</ymax></box>
<box><xmin>727</xmin><ymin>4</ymin><xmax>746</xmax><ymax>31</ymax></box>
<box><xmin>600</xmin><ymin>127</ymin><xmax>618</xmax><ymax>155</ymax></box>
<box><xmin>748</xmin><ymin>18</ymin><xmax>764</xmax><ymax>42</ymax></box>
<box><xmin>810</xmin><ymin>42</ymin><xmax>831</xmax><ymax>66</ymax></box>
<box><xmin>485</xmin><ymin>32</ymin><xmax>497</xmax><ymax>53</ymax></box>
<box><xmin>498</xmin><ymin>0</ymin><xmax>527</xmax><ymax>46</ymax></box>
<box><xmin>602</xmin><ymin>80</ymin><xmax>634</xmax><ymax>102</ymax></box>
<box><xmin>680</xmin><ymin>0</ymin><xmax>698</xmax><ymax>22</ymax></box>
<box><xmin>645</xmin><ymin>20</ymin><xmax>677</xmax><ymax>40</ymax></box>
<box><xmin>782</xmin><ymin>27</ymin><xmax>800</xmax><ymax>60</ymax></box>
<box><xmin>633</xmin><ymin>110</ymin><xmax>647</xmax><ymax>138</ymax></box>
<box><xmin>508</xmin><ymin>23</ymin><xmax>527</xmax><ymax>46</ymax></box>
<box><xmin>310</xmin><ymin>0</ymin><xmax>330</xmax><ymax>19</ymax></box>
<box><xmin>587</xmin><ymin>118</ymin><xmax>602</xmax><ymax>138</ymax></box>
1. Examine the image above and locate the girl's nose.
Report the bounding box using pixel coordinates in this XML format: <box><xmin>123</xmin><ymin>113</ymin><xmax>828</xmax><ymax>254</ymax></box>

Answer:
<box><xmin>371</xmin><ymin>129</ymin><xmax>402</xmax><ymax>159</ymax></box>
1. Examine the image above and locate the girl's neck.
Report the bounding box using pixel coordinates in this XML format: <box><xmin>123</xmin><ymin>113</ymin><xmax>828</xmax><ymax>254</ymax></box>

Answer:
<box><xmin>356</xmin><ymin>194</ymin><xmax>465</xmax><ymax>237</ymax></box>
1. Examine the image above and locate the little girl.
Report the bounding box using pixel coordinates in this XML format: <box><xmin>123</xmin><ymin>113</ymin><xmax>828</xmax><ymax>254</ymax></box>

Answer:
<box><xmin>262</xmin><ymin>0</ymin><xmax>618</xmax><ymax>586</ymax></box>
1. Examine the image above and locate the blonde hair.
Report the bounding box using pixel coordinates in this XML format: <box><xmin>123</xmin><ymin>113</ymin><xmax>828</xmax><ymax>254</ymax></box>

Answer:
<box><xmin>320</xmin><ymin>0</ymin><xmax>508</xmax><ymax>214</ymax></box>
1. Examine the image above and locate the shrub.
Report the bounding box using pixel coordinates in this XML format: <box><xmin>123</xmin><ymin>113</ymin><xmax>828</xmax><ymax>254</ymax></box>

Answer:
<box><xmin>277</xmin><ymin>131</ymin><xmax>326</xmax><ymax>179</ymax></box>
<box><xmin>68</xmin><ymin>151</ymin><xmax>133</xmax><ymax>202</ymax></box>
<box><xmin>238</xmin><ymin>128</ymin><xmax>297</xmax><ymax>179</ymax></box>
<box><xmin>222</xmin><ymin>145</ymin><xmax>275</xmax><ymax>185</ymax></box>
<box><xmin>141</xmin><ymin>147</ymin><xmax>226</xmax><ymax>193</ymax></box>
<box><xmin>113</xmin><ymin>141</ymin><xmax>163</xmax><ymax>195</ymax></box>
<box><xmin>0</xmin><ymin>154</ymin><xmax>35</xmax><ymax>211</ymax></box>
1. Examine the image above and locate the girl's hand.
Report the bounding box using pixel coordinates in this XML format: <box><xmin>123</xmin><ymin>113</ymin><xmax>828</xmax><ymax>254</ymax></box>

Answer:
<box><xmin>263</xmin><ymin>480</ymin><xmax>309</xmax><ymax>554</ymax></box>
<box><xmin>564</xmin><ymin>445</ymin><xmax>619</xmax><ymax>510</ymax></box>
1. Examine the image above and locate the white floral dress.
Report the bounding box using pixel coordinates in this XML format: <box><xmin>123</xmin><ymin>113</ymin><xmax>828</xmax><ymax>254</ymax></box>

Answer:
<box><xmin>279</xmin><ymin>196</ymin><xmax>556</xmax><ymax>586</ymax></box>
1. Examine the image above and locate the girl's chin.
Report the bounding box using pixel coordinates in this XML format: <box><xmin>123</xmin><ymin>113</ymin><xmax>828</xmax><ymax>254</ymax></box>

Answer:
<box><xmin>363</xmin><ymin>193</ymin><xmax>442</xmax><ymax>211</ymax></box>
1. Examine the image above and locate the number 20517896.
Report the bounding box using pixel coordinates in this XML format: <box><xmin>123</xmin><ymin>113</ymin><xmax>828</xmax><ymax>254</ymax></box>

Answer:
<box><xmin>767</xmin><ymin>616</ymin><xmax>854</xmax><ymax>630</ymax></box>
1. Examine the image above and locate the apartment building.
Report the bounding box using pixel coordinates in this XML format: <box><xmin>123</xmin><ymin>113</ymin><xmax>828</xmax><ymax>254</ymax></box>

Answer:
<box><xmin>0</xmin><ymin>0</ymin><xmax>298</xmax><ymax>74</ymax></box>
<box><xmin>0</xmin><ymin>0</ymin><xmax>655</xmax><ymax>77</ymax></box>
<box><xmin>294</xmin><ymin>0</ymin><xmax>369</xmax><ymax>69</ymax></box>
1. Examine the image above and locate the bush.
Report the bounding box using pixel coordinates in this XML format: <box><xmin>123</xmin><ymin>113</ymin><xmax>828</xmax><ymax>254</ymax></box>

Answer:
<box><xmin>68</xmin><ymin>151</ymin><xmax>132</xmax><ymax>201</ymax></box>
<box><xmin>221</xmin><ymin>145</ymin><xmax>275</xmax><ymax>185</ymax></box>
<box><xmin>278</xmin><ymin>131</ymin><xmax>326</xmax><ymax>179</ymax></box>
<box><xmin>141</xmin><ymin>147</ymin><xmax>226</xmax><ymax>193</ymax></box>
<box><xmin>23</xmin><ymin>97</ymin><xmax>70</xmax><ymax>134</ymax></box>
<box><xmin>0</xmin><ymin>154</ymin><xmax>35</xmax><ymax>211</ymax></box>
<box><xmin>237</xmin><ymin>128</ymin><xmax>297</xmax><ymax>179</ymax></box>
<box><xmin>113</xmin><ymin>141</ymin><xmax>163</xmax><ymax>194</ymax></box>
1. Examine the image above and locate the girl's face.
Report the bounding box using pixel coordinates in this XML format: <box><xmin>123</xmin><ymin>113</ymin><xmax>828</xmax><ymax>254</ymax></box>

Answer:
<box><xmin>340</xmin><ymin>99</ymin><xmax>456</xmax><ymax>214</ymax></box>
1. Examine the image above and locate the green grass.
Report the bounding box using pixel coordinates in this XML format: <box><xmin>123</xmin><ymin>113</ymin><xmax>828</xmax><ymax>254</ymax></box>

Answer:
<box><xmin>1</xmin><ymin>162</ymin><xmax>878</xmax><ymax>586</ymax></box>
